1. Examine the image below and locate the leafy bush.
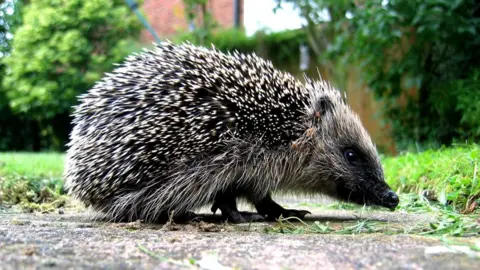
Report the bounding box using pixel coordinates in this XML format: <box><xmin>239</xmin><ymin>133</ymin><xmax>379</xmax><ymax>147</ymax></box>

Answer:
<box><xmin>1</xmin><ymin>0</ymin><xmax>143</xmax><ymax>151</ymax></box>
<box><xmin>452</xmin><ymin>69</ymin><xmax>480</xmax><ymax>138</ymax></box>
<box><xmin>175</xmin><ymin>28</ymin><xmax>257</xmax><ymax>53</ymax></box>
<box><xmin>277</xmin><ymin>0</ymin><xmax>480</xmax><ymax>151</ymax></box>
<box><xmin>255</xmin><ymin>29</ymin><xmax>308</xmax><ymax>68</ymax></box>
<box><xmin>0</xmin><ymin>0</ymin><xmax>28</xmax><ymax>151</ymax></box>
<box><xmin>176</xmin><ymin>27</ymin><xmax>308</xmax><ymax>73</ymax></box>
<box><xmin>325</xmin><ymin>0</ymin><xmax>480</xmax><ymax>150</ymax></box>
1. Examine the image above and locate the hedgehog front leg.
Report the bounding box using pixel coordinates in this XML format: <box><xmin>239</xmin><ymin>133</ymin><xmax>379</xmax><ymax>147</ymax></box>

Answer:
<box><xmin>253</xmin><ymin>193</ymin><xmax>311</xmax><ymax>221</ymax></box>
<box><xmin>211</xmin><ymin>191</ymin><xmax>265</xmax><ymax>223</ymax></box>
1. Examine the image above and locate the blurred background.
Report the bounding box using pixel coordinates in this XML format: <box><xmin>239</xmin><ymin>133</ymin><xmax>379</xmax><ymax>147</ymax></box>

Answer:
<box><xmin>0</xmin><ymin>0</ymin><xmax>479</xmax><ymax>155</ymax></box>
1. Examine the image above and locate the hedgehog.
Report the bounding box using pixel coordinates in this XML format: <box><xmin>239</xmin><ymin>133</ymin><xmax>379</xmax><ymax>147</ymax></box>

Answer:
<box><xmin>64</xmin><ymin>41</ymin><xmax>399</xmax><ymax>223</ymax></box>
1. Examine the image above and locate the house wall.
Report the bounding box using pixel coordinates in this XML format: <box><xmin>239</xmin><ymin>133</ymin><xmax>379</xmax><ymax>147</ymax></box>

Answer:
<box><xmin>140</xmin><ymin>0</ymin><xmax>244</xmax><ymax>42</ymax></box>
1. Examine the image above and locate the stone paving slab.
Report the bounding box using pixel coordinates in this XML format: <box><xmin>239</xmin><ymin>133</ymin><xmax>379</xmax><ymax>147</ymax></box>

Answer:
<box><xmin>1</xmin><ymin>202</ymin><xmax>479</xmax><ymax>270</ymax></box>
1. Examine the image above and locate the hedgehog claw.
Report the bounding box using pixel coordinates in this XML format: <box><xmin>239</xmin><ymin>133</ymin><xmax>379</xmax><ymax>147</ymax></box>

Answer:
<box><xmin>211</xmin><ymin>203</ymin><xmax>219</xmax><ymax>214</ymax></box>
<box><xmin>225</xmin><ymin>211</ymin><xmax>265</xmax><ymax>224</ymax></box>
<box><xmin>280</xmin><ymin>209</ymin><xmax>311</xmax><ymax>220</ymax></box>
<box><xmin>217</xmin><ymin>207</ymin><xmax>265</xmax><ymax>224</ymax></box>
<box><xmin>254</xmin><ymin>194</ymin><xmax>312</xmax><ymax>221</ymax></box>
<box><xmin>212</xmin><ymin>191</ymin><xmax>266</xmax><ymax>223</ymax></box>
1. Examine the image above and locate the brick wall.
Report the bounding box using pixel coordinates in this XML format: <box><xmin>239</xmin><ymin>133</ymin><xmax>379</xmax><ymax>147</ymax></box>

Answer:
<box><xmin>140</xmin><ymin>0</ymin><xmax>244</xmax><ymax>42</ymax></box>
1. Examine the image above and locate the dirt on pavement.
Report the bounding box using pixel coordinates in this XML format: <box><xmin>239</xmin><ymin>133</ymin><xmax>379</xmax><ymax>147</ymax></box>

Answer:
<box><xmin>0</xmin><ymin>198</ymin><xmax>479</xmax><ymax>270</ymax></box>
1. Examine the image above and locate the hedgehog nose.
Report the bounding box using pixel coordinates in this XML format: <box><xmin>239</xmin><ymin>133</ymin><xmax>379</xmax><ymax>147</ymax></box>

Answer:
<box><xmin>383</xmin><ymin>190</ymin><xmax>399</xmax><ymax>209</ymax></box>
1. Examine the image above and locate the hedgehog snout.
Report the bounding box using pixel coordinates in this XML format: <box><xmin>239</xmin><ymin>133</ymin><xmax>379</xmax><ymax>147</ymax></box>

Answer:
<box><xmin>381</xmin><ymin>190</ymin><xmax>399</xmax><ymax>209</ymax></box>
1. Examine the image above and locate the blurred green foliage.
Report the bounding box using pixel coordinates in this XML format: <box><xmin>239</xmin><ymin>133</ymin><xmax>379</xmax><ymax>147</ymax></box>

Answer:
<box><xmin>175</xmin><ymin>28</ymin><xmax>308</xmax><ymax>73</ymax></box>
<box><xmin>0</xmin><ymin>0</ymin><xmax>30</xmax><ymax>151</ymax></box>
<box><xmin>1</xmin><ymin>0</ymin><xmax>143</xmax><ymax>151</ymax></box>
<box><xmin>176</xmin><ymin>28</ymin><xmax>255</xmax><ymax>54</ymax></box>
<box><xmin>453</xmin><ymin>69</ymin><xmax>480</xmax><ymax>138</ymax></box>
<box><xmin>182</xmin><ymin>0</ymin><xmax>219</xmax><ymax>45</ymax></box>
<box><xmin>278</xmin><ymin>0</ymin><xmax>480</xmax><ymax>151</ymax></box>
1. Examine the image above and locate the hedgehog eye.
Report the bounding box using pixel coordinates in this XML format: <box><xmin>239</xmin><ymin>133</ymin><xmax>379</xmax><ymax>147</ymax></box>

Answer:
<box><xmin>343</xmin><ymin>149</ymin><xmax>357</xmax><ymax>164</ymax></box>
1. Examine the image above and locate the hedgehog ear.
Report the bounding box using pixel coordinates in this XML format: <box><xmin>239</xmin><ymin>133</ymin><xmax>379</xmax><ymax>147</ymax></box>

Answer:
<box><xmin>315</xmin><ymin>97</ymin><xmax>334</xmax><ymax>117</ymax></box>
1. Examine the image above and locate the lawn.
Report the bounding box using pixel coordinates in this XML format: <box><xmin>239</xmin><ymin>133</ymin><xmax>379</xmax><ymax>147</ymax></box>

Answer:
<box><xmin>0</xmin><ymin>152</ymin><xmax>66</xmax><ymax>212</ymax></box>
<box><xmin>1</xmin><ymin>145</ymin><xmax>478</xmax><ymax>208</ymax></box>
<box><xmin>0</xmin><ymin>144</ymin><xmax>479</xmax><ymax>237</ymax></box>
<box><xmin>384</xmin><ymin>144</ymin><xmax>479</xmax><ymax>212</ymax></box>
<box><xmin>0</xmin><ymin>152</ymin><xmax>64</xmax><ymax>177</ymax></box>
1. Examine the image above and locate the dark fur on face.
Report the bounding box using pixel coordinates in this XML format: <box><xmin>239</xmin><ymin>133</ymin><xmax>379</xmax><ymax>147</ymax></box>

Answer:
<box><xmin>304</xmin><ymin>82</ymin><xmax>399</xmax><ymax>210</ymax></box>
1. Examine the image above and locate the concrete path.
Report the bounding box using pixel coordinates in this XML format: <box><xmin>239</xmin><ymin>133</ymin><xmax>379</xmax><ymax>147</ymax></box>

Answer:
<box><xmin>0</xmin><ymin>200</ymin><xmax>479</xmax><ymax>270</ymax></box>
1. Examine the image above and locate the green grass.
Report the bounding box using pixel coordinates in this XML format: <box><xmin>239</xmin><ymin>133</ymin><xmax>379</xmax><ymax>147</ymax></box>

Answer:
<box><xmin>266</xmin><ymin>144</ymin><xmax>480</xmax><ymax>238</ymax></box>
<box><xmin>270</xmin><ymin>193</ymin><xmax>479</xmax><ymax>238</ymax></box>
<box><xmin>0</xmin><ymin>144</ymin><xmax>479</xmax><ymax>219</ymax></box>
<box><xmin>384</xmin><ymin>143</ymin><xmax>479</xmax><ymax>212</ymax></box>
<box><xmin>0</xmin><ymin>152</ymin><xmax>64</xmax><ymax>177</ymax></box>
<box><xmin>0</xmin><ymin>152</ymin><xmax>66</xmax><ymax>212</ymax></box>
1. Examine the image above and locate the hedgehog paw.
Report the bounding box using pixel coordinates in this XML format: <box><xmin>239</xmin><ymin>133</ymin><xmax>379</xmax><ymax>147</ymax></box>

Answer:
<box><xmin>174</xmin><ymin>211</ymin><xmax>201</xmax><ymax>223</ymax></box>
<box><xmin>221</xmin><ymin>210</ymin><xmax>265</xmax><ymax>224</ymax></box>
<box><xmin>238</xmin><ymin>211</ymin><xmax>266</xmax><ymax>223</ymax></box>
<box><xmin>254</xmin><ymin>194</ymin><xmax>312</xmax><ymax>221</ymax></box>
<box><xmin>278</xmin><ymin>209</ymin><xmax>311</xmax><ymax>220</ymax></box>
